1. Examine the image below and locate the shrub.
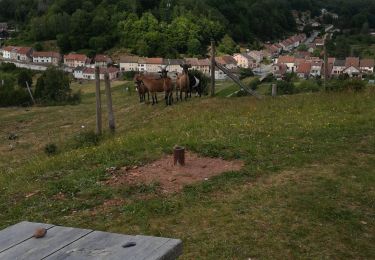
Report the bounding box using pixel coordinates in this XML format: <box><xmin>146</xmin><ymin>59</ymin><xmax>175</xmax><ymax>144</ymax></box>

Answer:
<box><xmin>122</xmin><ymin>71</ymin><xmax>137</xmax><ymax>80</ymax></box>
<box><xmin>296</xmin><ymin>80</ymin><xmax>321</xmax><ymax>93</ymax></box>
<box><xmin>343</xmin><ymin>79</ymin><xmax>366</xmax><ymax>92</ymax></box>
<box><xmin>72</xmin><ymin>131</ymin><xmax>101</xmax><ymax>148</ymax></box>
<box><xmin>275</xmin><ymin>81</ymin><xmax>296</xmax><ymax>95</ymax></box>
<box><xmin>248</xmin><ymin>78</ymin><xmax>261</xmax><ymax>90</ymax></box>
<box><xmin>239</xmin><ymin>68</ymin><xmax>254</xmax><ymax>80</ymax></box>
<box><xmin>44</xmin><ymin>143</ymin><xmax>58</xmax><ymax>155</ymax></box>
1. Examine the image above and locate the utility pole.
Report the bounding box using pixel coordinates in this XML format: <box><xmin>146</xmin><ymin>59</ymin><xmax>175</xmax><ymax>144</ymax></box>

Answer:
<box><xmin>104</xmin><ymin>72</ymin><xmax>115</xmax><ymax>132</ymax></box>
<box><xmin>95</xmin><ymin>66</ymin><xmax>102</xmax><ymax>135</ymax></box>
<box><xmin>25</xmin><ymin>81</ymin><xmax>35</xmax><ymax>105</ymax></box>
<box><xmin>210</xmin><ymin>39</ymin><xmax>216</xmax><ymax>97</ymax></box>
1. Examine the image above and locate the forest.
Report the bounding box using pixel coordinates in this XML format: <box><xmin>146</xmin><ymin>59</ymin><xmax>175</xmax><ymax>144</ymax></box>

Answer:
<box><xmin>0</xmin><ymin>0</ymin><xmax>374</xmax><ymax>57</ymax></box>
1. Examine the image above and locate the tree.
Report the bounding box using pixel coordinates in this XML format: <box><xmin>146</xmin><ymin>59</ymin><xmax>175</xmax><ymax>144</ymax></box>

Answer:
<box><xmin>217</xmin><ymin>34</ymin><xmax>239</xmax><ymax>55</ymax></box>
<box><xmin>17</xmin><ymin>70</ymin><xmax>33</xmax><ymax>88</ymax></box>
<box><xmin>34</xmin><ymin>67</ymin><xmax>79</xmax><ymax>104</ymax></box>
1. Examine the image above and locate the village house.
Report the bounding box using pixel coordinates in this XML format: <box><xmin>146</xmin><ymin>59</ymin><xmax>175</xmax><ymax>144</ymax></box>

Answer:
<box><xmin>163</xmin><ymin>58</ymin><xmax>184</xmax><ymax>74</ymax></box>
<box><xmin>276</xmin><ymin>56</ymin><xmax>296</xmax><ymax>73</ymax></box>
<box><xmin>216</xmin><ymin>55</ymin><xmax>238</xmax><ymax>70</ymax></box>
<box><xmin>280</xmin><ymin>39</ymin><xmax>294</xmax><ymax>52</ymax></box>
<box><xmin>197</xmin><ymin>59</ymin><xmax>210</xmax><ymax>75</ymax></box>
<box><xmin>264</xmin><ymin>44</ymin><xmax>282</xmax><ymax>57</ymax></box>
<box><xmin>310</xmin><ymin>60</ymin><xmax>323</xmax><ymax>77</ymax></box>
<box><xmin>144</xmin><ymin>58</ymin><xmax>164</xmax><ymax>73</ymax></box>
<box><xmin>119</xmin><ymin>55</ymin><xmax>139</xmax><ymax>72</ymax></box>
<box><xmin>233</xmin><ymin>53</ymin><xmax>257</xmax><ymax>69</ymax></box>
<box><xmin>296</xmin><ymin>62</ymin><xmax>312</xmax><ymax>79</ymax></box>
<box><xmin>360</xmin><ymin>59</ymin><xmax>375</xmax><ymax>74</ymax></box>
<box><xmin>64</xmin><ymin>53</ymin><xmax>90</xmax><ymax>68</ymax></box>
<box><xmin>314</xmin><ymin>38</ymin><xmax>325</xmax><ymax>47</ymax></box>
<box><xmin>93</xmin><ymin>54</ymin><xmax>112</xmax><ymax>68</ymax></box>
<box><xmin>272</xmin><ymin>64</ymin><xmax>288</xmax><ymax>79</ymax></box>
<box><xmin>184</xmin><ymin>58</ymin><xmax>200</xmax><ymax>71</ymax></box>
<box><xmin>2</xmin><ymin>46</ymin><xmax>33</xmax><ymax>62</ymax></box>
<box><xmin>332</xmin><ymin>59</ymin><xmax>345</xmax><ymax>76</ymax></box>
<box><xmin>248</xmin><ymin>50</ymin><xmax>264</xmax><ymax>64</ymax></box>
<box><xmin>32</xmin><ymin>51</ymin><xmax>61</xmax><ymax>66</ymax></box>
<box><xmin>343</xmin><ymin>57</ymin><xmax>361</xmax><ymax>77</ymax></box>
<box><xmin>74</xmin><ymin>67</ymin><xmax>119</xmax><ymax>80</ymax></box>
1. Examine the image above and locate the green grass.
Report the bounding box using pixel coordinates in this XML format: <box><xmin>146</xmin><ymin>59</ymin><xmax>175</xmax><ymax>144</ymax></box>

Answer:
<box><xmin>0</xmin><ymin>81</ymin><xmax>374</xmax><ymax>259</ymax></box>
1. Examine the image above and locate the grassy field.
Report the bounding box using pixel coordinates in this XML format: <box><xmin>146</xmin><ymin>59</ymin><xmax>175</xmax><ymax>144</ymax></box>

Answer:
<box><xmin>0</xmin><ymin>81</ymin><xmax>374</xmax><ymax>259</ymax></box>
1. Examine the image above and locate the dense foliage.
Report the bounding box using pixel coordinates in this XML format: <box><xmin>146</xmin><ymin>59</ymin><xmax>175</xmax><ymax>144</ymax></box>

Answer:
<box><xmin>1</xmin><ymin>0</ymin><xmax>374</xmax><ymax>56</ymax></box>
<box><xmin>34</xmin><ymin>67</ymin><xmax>81</xmax><ymax>105</ymax></box>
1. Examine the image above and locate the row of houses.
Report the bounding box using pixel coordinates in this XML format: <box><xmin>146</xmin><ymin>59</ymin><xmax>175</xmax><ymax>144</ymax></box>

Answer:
<box><xmin>273</xmin><ymin>55</ymin><xmax>375</xmax><ymax>79</ymax></box>
<box><xmin>1</xmin><ymin>46</ymin><xmax>113</xmax><ymax>68</ymax></box>
<box><xmin>265</xmin><ymin>33</ymin><xmax>307</xmax><ymax>57</ymax></box>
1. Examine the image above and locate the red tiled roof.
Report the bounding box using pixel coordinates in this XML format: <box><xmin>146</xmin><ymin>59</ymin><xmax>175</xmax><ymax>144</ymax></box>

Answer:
<box><xmin>278</xmin><ymin>55</ymin><xmax>295</xmax><ymax>64</ymax></box>
<box><xmin>94</xmin><ymin>54</ymin><xmax>111</xmax><ymax>63</ymax></box>
<box><xmin>197</xmin><ymin>59</ymin><xmax>210</xmax><ymax>66</ymax></box>
<box><xmin>360</xmin><ymin>59</ymin><xmax>374</xmax><ymax>68</ymax></box>
<box><xmin>2</xmin><ymin>46</ymin><xmax>15</xmax><ymax>52</ymax></box>
<box><xmin>145</xmin><ymin>58</ymin><xmax>164</xmax><ymax>64</ymax></box>
<box><xmin>64</xmin><ymin>53</ymin><xmax>88</xmax><ymax>62</ymax></box>
<box><xmin>345</xmin><ymin>57</ymin><xmax>359</xmax><ymax>68</ymax></box>
<box><xmin>33</xmin><ymin>51</ymin><xmax>60</xmax><ymax>58</ymax></box>
<box><xmin>184</xmin><ymin>58</ymin><xmax>199</xmax><ymax>66</ymax></box>
<box><xmin>297</xmin><ymin>63</ymin><xmax>311</xmax><ymax>74</ymax></box>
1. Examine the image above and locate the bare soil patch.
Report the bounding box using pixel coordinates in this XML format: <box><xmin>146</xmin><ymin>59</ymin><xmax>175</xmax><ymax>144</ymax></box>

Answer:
<box><xmin>105</xmin><ymin>152</ymin><xmax>244</xmax><ymax>193</ymax></box>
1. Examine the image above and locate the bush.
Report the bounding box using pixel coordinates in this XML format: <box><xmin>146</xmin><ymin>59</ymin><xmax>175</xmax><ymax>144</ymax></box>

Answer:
<box><xmin>275</xmin><ymin>81</ymin><xmax>296</xmax><ymax>95</ymax></box>
<box><xmin>326</xmin><ymin>78</ymin><xmax>366</xmax><ymax>92</ymax></box>
<box><xmin>122</xmin><ymin>71</ymin><xmax>137</xmax><ymax>80</ymax></box>
<box><xmin>17</xmin><ymin>70</ymin><xmax>33</xmax><ymax>88</ymax></box>
<box><xmin>295</xmin><ymin>80</ymin><xmax>321</xmax><ymax>93</ymax></box>
<box><xmin>72</xmin><ymin>131</ymin><xmax>101</xmax><ymax>149</ymax></box>
<box><xmin>239</xmin><ymin>68</ymin><xmax>254</xmax><ymax>80</ymax></box>
<box><xmin>44</xmin><ymin>143</ymin><xmax>58</xmax><ymax>155</ymax></box>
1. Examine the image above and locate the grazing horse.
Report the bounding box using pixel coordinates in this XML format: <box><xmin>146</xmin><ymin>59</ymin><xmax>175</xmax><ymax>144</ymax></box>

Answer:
<box><xmin>134</xmin><ymin>74</ymin><xmax>149</xmax><ymax>103</ymax></box>
<box><xmin>176</xmin><ymin>64</ymin><xmax>191</xmax><ymax>101</ymax></box>
<box><xmin>188</xmin><ymin>74</ymin><xmax>202</xmax><ymax>97</ymax></box>
<box><xmin>135</xmin><ymin>68</ymin><xmax>173</xmax><ymax>106</ymax></box>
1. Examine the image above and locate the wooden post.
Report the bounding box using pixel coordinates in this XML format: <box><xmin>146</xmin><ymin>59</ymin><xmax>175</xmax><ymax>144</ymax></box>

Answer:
<box><xmin>271</xmin><ymin>84</ymin><xmax>277</xmax><ymax>97</ymax></box>
<box><xmin>104</xmin><ymin>72</ymin><xmax>115</xmax><ymax>132</ymax></box>
<box><xmin>210</xmin><ymin>39</ymin><xmax>216</xmax><ymax>97</ymax></box>
<box><xmin>173</xmin><ymin>146</ymin><xmax>185</xmax><ymax>166</ymax></box>
<box><xmin>323</xmin><ymin>36</ymin><xmax>328</xmax><ymax>90</ymax></box>
<box><xmin>25</xmin><ymin>81</ymin><xmax>35</xmax><ymax>105</ymax></box>
<box><xmin>95</xmin><ymin>66</ymin><xmax>102</xmax><ymax>135</ymax></box>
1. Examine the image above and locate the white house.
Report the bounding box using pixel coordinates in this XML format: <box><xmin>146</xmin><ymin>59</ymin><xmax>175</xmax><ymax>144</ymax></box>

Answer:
<box><xmin>93</xmin><ymin>54</ymin><xmax>112</xmax><ymax>68</ymax></box>
<box><xmin>76</xmin><ymin>67</ymin><xmax>119</xmax><ymax>80</ymax></box>
<box><xmin>359</xmin><ymin>59</ymin><xmax>374</xmax><ymax>74</ymax></box>
<box><xmin>332</xmin><ymin>59</ymin><xmax>345</xmax><ymax>76</ymax></box>
<box><xmin>119</xmin><ymin>56</ymin><xmax>139</xmax><ymax>72</ymax></box>
<box><xmin>343</xmin><ymin>66</ymin><xmax>361</xmax><ymax>77</ymax></box>
<box><xmin>277</xmin><ymin>56</ymin><xmax>296</xmax><ymax>73</ymax></box>
<box><xmin>2</xmin><ymin>46</ymin><xmax>33</xmax><ymax>62</ymax></box>
<box><xmin>310</xmin><ymin>61</ymin><xmax>323</xmax><ymax>77</ymax></box>
<box><xmin>248</xmin><ymin>50</ymin><xmax>263</xmax><ymax>64</ymax></box>
<box><xmin>64</xmin><ymin>53</ymin><xmax>90</xmax><ymax>68</ymax></box>
<box><xmin>233</xmin><ymin>53</ymin><xmax>257</xmax><ymax>69</ymax></box>
<box><xmin>32</xmin><ymin>51</ymin><xmax>61</xmax><ymax>66</ymax></box>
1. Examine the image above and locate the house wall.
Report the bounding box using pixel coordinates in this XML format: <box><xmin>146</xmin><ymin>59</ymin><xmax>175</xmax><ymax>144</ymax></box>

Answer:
<box><xmin>120</xmin><ymin>62</ymin><xmax>138</xmax><ymax>72</ymax></box>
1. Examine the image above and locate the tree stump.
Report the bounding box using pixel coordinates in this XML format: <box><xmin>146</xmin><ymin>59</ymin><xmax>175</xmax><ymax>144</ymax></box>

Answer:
<box><xmin>173</xmin><ymin>146</ymin><xmax>185</xmax><ymax>166</ymax></box>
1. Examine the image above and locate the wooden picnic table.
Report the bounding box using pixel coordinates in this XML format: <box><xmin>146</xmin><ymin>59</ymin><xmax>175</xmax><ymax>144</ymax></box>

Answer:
<box><xmin>0</xmin><ymin>221</ymin><xmax>182</xmax><ymax>260</ymax></box>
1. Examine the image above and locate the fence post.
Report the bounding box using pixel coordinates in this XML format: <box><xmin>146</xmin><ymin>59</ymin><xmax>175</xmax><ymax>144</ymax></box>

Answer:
<box><xmin>272</xmin><ymin>84</ymin><xmax>277</xmax><ymax>97</ymax></box>
<box><xmin>95</xmin><ymin>66</ymin><xmax>102</xmax><ymax>135</ymax></box>
<box><xmin>210</xmin><ymin>39</ymin><xmax>216</xmax><ymax>97</ymax></box>
<box><xmin>104</xmin><ymin>72</ymin><xmax>115</xmax><ymax>132</ymax></box>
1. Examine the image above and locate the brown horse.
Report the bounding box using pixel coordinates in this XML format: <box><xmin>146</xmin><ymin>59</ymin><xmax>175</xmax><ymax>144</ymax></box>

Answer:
<box><xmin>134</xmin><ymin>68</ymin><xmax>173</xmax><ymax>106</ymax></box>
<box><xmin>176</xmin><ymin>64</ymin><xmax>191</xmax><ymax>101</ymax></box>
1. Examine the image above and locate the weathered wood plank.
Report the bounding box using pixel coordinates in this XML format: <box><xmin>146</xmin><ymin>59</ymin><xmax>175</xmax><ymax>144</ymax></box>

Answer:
<box><xmin>143</xmin><ymin>238</ymin><xmax>183</xmax><ymax>260</ymax></box>
<box><xmin>46</xmin><ymin>232</ymin><xmax>182</xmax><ymax>260</ymax></box>
<box><xmin>0</xmin><ymin>226</ymin><xmax>92</xmax><ymax>260</ymax></box>
<box><xmin>45</xmin><ymin>231</ymin><xmax>135</xmax><ymax>260</ymax></box>
<box><xmin>0</xmin><ymin>221</ymin><xmax>54</xmax><ymax>253</ymax></box>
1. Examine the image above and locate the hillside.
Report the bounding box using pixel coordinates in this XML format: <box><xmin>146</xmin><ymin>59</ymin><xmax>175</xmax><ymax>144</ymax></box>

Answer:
<box><xmin>0</xmin><ymin>82</ymin><xmax>374</xmax><ymax>258</ymax></box>
<box><xmin>1</xmin><ymin>0</ymin><xmax>374</xmax><ymax>56</ymax></box>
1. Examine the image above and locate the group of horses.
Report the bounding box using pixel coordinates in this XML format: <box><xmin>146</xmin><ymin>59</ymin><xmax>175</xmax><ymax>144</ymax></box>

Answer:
<box><xmin>133</xmin><ymin>64</ymin><xmax>202</xmax><ymax>106</ymax></box>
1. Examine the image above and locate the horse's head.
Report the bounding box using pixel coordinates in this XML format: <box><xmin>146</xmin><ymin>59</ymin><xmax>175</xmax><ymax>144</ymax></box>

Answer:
<box><xmin>180</xmin><ymin>63</ymin><xmax>192</xmax><ymax>73</ymax></box>
<box><xmin>134</xmin><ymin>74</ymin><xmax>143</xmax><ymax>89</ymax></box>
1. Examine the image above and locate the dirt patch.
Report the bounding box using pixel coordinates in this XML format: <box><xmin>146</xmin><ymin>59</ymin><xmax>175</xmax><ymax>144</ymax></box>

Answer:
<box><xmin>105</xmin><ymin>152</ymin><xmax>244</xmax><ymax>193</ymax></box>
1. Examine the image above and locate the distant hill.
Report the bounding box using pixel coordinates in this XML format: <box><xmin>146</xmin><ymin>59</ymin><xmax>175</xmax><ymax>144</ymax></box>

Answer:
<box><xmin>0</xmin><ymin>0</ymin><xmax>374</xmax><ymax>57</ymax></box>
